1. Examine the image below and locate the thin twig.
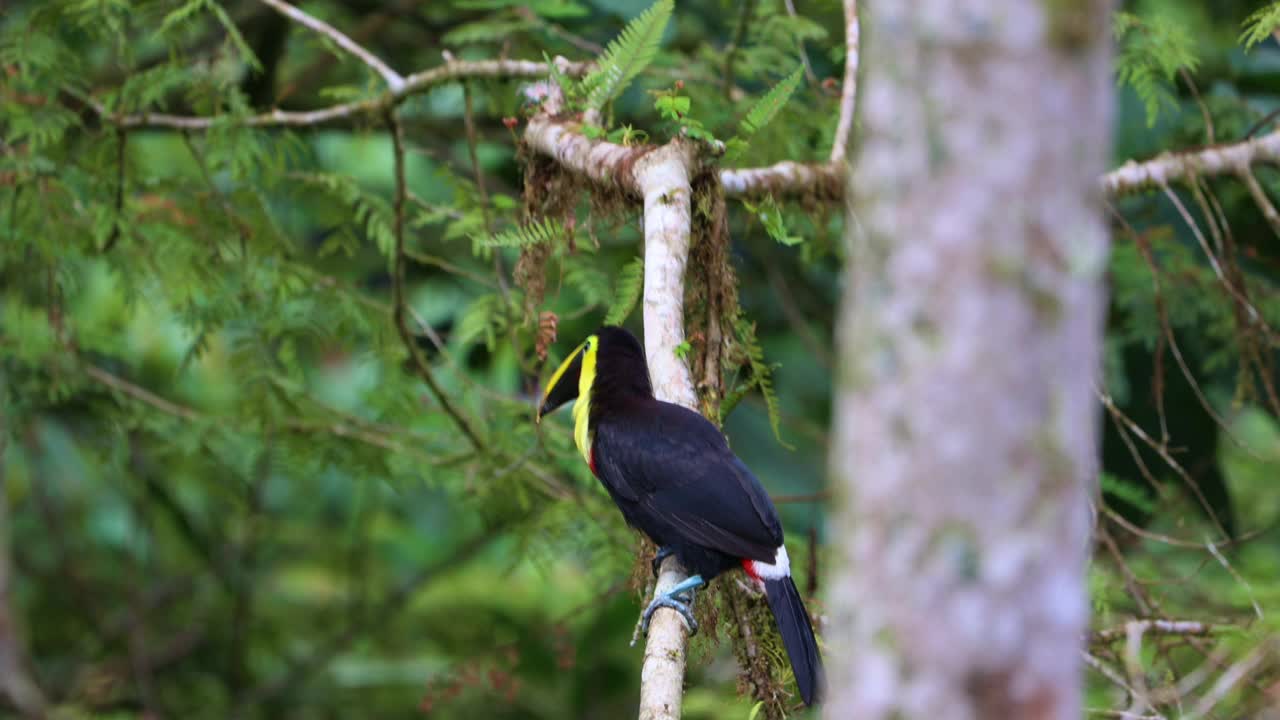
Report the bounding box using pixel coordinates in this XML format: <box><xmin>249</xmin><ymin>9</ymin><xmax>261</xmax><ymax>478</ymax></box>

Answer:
<box><xmin>1178</xmin><ymin>68</ymin><xmax>1214</xmax><ymax>145</ymax></box>
<box><xmin>1097</xmin><ymin>525</ymin><xmax>1156</xmax><ymax>615</ymax></box>
<box><xmin>462</xmin><ymin>82</ymin><xmax>509</xmax><ymax>297</ymax></box>
<box><xmin>1183</xmin><ymin>640</ymin><xmax>1271</xmax><ymax>720</ymax></box>
<box><xmin>86</xmin><ymin>364</ymin><xmax>202</xmax><ymax>421</ymax></box>
<box><xmin>1097</xmin><ymin>388</ymin><xmax>1231</xmax><ymax>540</ymax></box>
<box><xmin>1237</xmin><ymin>167</ymin><xmax>1280</xmax><ymax>237</ymax></box>
<box><xmin>1204</xmin><ymin>540</ymin><xmax>1263</xmax><ymax>620</ymax></box>
<box><xmin>1084</xmin><ymin>651</ymin><xmax>1157</xmax><ymax>716</ymax></box>
<box><xmin>781</xmin><ymin>0</ymin><xmax>818</xmax><ymax>86</ymax></box>
<box><xmin>1242</xmin><ymin>107</ymin><xmax>1280</xmax><ymax>140</ymax></box>
<box><xmin>386</xmin><ymin>109</ymin><xmax>488</xmax><ymax>453</ymax></box>
<box><xmin>722</xmin><ymin>0</ymin><xmax>757</xmax><ymax>99</ymax></box>
<box><xmin>258</xmin><ymin>0</ymin><xmax>405</xmax><ymax>91</ymax></box>
<box><xmin>103</xmin><ymin>128</ymin><xmax>128</xmax><ymax>251</ymax></box>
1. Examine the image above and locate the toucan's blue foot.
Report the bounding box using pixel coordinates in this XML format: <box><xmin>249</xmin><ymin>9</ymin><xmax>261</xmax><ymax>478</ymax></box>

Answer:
<box><xmin>640</xmin><ymin>574</ymin><xmax>705</xmax><ymax>636</ymax></box>
<box><xmin>651</xmin><ymin>546</ymin><xmax>677</xmax><ymax>577</ymax></box>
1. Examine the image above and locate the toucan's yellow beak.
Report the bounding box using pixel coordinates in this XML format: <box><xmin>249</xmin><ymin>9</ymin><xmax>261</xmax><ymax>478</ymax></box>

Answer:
<box><xmin>538</xmin><ymin>340</ymin><xmax>587</xmax><ymax>422</ymax></box>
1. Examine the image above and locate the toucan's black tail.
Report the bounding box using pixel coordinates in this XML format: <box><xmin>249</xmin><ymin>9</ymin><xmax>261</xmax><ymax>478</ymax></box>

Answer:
<box><xmin>763</xmin><ymin>576</ymin><xmax>823</xmax><ymax>705</ymax></box>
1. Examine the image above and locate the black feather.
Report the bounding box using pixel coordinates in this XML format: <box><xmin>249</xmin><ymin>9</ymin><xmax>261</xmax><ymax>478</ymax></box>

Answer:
<box><xmin>765</xmin><ymin>577</ymin><xmax>823</xmax><ymax>706</ymax></box>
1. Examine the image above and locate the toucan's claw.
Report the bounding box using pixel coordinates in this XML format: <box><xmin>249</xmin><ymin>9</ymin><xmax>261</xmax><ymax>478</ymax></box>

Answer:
<box><xmin>651</xmin><ymin>546</ymin><xmax>677</xmax><ymax>577</ymax></box>
<box><xmin>641</xmin><ymin>592</ymin><xmax>698</xmax><ymax>636</ymax></box>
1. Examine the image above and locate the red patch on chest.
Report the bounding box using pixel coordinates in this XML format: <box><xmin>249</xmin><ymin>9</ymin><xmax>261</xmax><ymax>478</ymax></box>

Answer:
<box><xmin>588</xmin><ymin>448</ymin><xmax>597</xmax><ymax>477</ymax></box>
<box><xmin>740</xmin><ymin>557</ymin><xmax>761</xmax><ymax>581</ymax></box>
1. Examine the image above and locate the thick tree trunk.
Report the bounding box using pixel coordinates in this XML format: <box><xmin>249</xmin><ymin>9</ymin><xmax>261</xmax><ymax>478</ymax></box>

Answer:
<box><xmin>825</xmin><ymin>3</ymin><xmax>1113</xmax><ymax>719</ymax></box>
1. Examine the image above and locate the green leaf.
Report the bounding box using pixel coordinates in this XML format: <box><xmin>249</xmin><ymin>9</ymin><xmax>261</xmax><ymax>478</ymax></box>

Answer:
<box><xmin>604</xmin><ymin>257</ymin><xmax>643</xmax><ymax>325</ymax></box>
<box><xmin>739</xmin><ymin>66</ymin><xmax>803</xmax><ymax>136</ymax></box>
<box><xmin>579</xmin><ymin>0</ymin><xmax>673</xmax><ymax>114</ymax></box>
<box><xmin>455</xmin><ymin>0</ymin><xmax>590</xmax><ymax>19</ymax></box>
<box><xmin>1113</xmin><ymin>11</ymin><xmax>1200</xmax><ymax>127</ymax></box>
<box><xmin>1241</xmin><ymin>3</ymin><xmax>1280</xmax><ymax>50</ymax></box>
<box><xmin>1100</xmin><ymin>472</ymin><xmax>1156</xmax><ymax>514</ymax></box>
<box><xmin>456</xmin><ymin>293</ymin><xmax>505</xmax><ymax>348</ymax></box>
<box><xmin>742</xmin><ymin>196</ymin><xmax>803</xmax><ymax>246</ymax></box>
<box><xmin>443</xmin><ymin>17</ymin><xmax>532</xmax><ymax>46</ymax></box>
<box><xmin>160</xmin><ymin>0</ymin><xmax>261</xmax><ymax>70</ymax></box>
<box><xmin>733</xmin><ymin>315</ymin><xmax>792</xmax><ymax>449</ymax></box>
<box><xmin>476</xmin><ymin>217</ymin><xmax>564</xmax><ymax>248</ymax></box>
<box><xmin>654</xmin><ymin>93</ymin><xmax>690</xmax><ymax>120</ymax></box>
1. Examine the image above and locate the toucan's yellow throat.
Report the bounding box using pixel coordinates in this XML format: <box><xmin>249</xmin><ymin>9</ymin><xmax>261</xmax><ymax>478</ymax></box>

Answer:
<box><xmin>538</xmin><ymin>335</ymin><xmax>598</xmax><ymax>462</ymax></box>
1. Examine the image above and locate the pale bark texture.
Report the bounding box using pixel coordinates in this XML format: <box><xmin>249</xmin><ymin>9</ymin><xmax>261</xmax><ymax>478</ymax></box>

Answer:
<box><xmin>634</xmin><ymin>140</ymin><xmax>700</xmax><ymax>720</ymax></box>
<box><xmin>825</xmin><ymin>3</ymin><xmax>1113</xmax><ymax>719</ymax></box>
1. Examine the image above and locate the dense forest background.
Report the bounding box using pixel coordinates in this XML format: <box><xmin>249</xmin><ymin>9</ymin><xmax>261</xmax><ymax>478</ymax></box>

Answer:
<box><xmin>1</xmin><ymin>0</ymin><xmax>1278</xmax><ymax>718</ymax></box>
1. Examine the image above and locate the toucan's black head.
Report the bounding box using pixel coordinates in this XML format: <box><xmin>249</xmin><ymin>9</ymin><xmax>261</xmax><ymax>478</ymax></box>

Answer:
<box><xmin>536</xmin><ymin>326</ymin><xmax>652</xmax><ymax>423</ymax></box>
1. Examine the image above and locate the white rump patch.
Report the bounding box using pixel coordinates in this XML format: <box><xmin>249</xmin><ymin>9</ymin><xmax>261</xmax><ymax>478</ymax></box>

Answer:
<box><xmin>752</xmin><ymin>545</ymin><xmax>791</xmax><ymax>580</ymax></box>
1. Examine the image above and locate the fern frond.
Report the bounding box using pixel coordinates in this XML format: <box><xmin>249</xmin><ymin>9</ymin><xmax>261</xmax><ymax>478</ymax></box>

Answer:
<box><xmin>292</xmin><ymin>172</ymin><xmax>395</xmax><ymax>255</ymax></box>
<box><xmin>564</xmin><ymin>260</ymin><xmax>612</xmax><ymax>307</ymax></box>
<box><xmin>478</xmin><ymin>217</ymin><xmax>564</xmax><ymax>248</ymax></box>
<box><xmin>580</xmin><ymin>0</ymin><xmax>673</xmax><ymax>114</ymax></box>
<box><xmin>604</xmin><ymin>257</ymin><xmax>643</xmax><ymax>325</ymax></box>
<box><xmin>443</xmin><ymin>17</ymin><xmax>533</xmax><ymax>46</ymax></box>
<box><xmin>733</xmin><ymin>315</ymin><xmax>792</xmax><ymax>449</ymax></box>
<box><xmin>1113</xmin><ymin>11</ymin><xmax>1200</xmax><ymax>127</ymax></box>
<box><xmin>158</xmin><ymin>0</ymin><xmax>260</xmax><ymax>69</ymax></box>
<box><xmin>739</xmin><ymin>67</ymin><xmax>803</xmax><ymax>136</ymax></box>
<box><xmin>456</xmin><ymin>293</ymin><xmax>504</xmax><ymax>348</ymax></box>
<box><xmin>207</xmin><ymin>0</ymin><xmax>263</xmax><ymax>71</ymax></box>
<box><xmin>1241</xmin><ymin>3</ymin><xmax>1280</xmax><ymax>50</ymax></box>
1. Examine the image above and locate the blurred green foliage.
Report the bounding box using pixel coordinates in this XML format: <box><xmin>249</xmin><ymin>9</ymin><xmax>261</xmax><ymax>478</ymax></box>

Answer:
<box><xmin>0</xmin><ymin>0</ymin><xmax>1277</xmax><ymax>718</ymax></box>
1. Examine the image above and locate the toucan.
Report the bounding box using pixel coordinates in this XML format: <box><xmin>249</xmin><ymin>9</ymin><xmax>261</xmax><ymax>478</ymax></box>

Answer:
<box><xmin>536</xmin><ymin>326</ymin><xmax>823</xmax><ymax>705</ymax></box>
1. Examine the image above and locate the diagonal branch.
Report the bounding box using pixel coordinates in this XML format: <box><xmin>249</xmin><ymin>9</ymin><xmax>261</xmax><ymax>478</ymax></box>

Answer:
<box><xmin>258</xmin><ymin>0</ymin><xmax>405</xmax><ymax>91</ymax></box>
<box><xmin>386</xmin><ymin>109</ymin><xmax>488</xmax><ymax>454</ymax></box>
<box><xmin>1237</xmin><ymin>166</ymin><xmax>1280</xmax><ymax>236</ymax></box>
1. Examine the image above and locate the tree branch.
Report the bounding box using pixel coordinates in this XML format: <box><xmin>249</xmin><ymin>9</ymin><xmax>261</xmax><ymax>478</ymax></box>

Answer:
<box><xmin>719</xmin><ymin>160</ymin><xmax>843</xmax><ymax>200</ymax></box>
<box><xmin>829</xmin><ymin>0</ymin><xmax>859</xmax><ymax>164</ymax></box>
<box><xmin>258</xmin><ymin>0</ymin><xmax>405</xmax><ymax>91</ymax></box>
<box><xmin>85</xmin><ymin>58</ymin><xmax>589</xmax><ymax>130</ymax></box>
<box><xmin>386</xmin><ymin>109</ymin><xmax>488</xmax><ymax>454</ymax></box>
<box><xmin>1092</xmin><ymin>619</ymin><xmax>1223</xmax><ymax>645</ymax></box>
<box><xmin>1103</xmin><ymin>129</ymin><xmax>1280</xmax><ymax>196</ymax></box>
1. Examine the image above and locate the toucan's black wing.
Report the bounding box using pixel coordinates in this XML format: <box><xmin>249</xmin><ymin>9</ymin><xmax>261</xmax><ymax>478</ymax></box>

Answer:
<box><xmin>592</xmin><ymin>398</ymin><xmax>783</xmax><ymax>562</ymax></box>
